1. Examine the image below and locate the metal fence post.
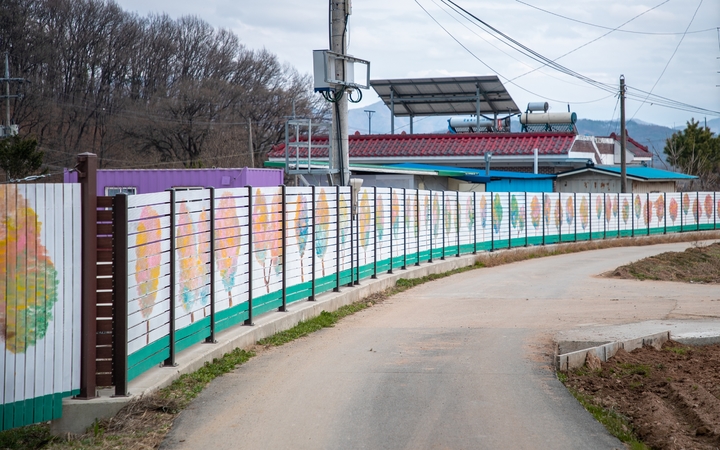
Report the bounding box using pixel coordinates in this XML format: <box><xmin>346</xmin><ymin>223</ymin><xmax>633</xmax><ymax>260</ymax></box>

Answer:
<box><xmin>112</xmin><ymin>193</ymin><xmax>128</xmax><ymax>397</ymax></box>
<box><xmin>245</xmin><ymin>187</ymin><xmax>254</xmax><ymax>325</ymax></box>
<box><xmin>280</xmin><ymin>185</ymin><xmax>287</xmax><ymax>311</ymax></box>
<box><xmin>310</xmin><ymin>186</ymin><xmax>316</xmax><ymax>300</ymax></box>
<box><xmin>388</xmin><ymin>188</ymin><xmax>394</xmax><ymax>274</ymax></box>
<box><xmin>647</xmin><ymin>193</ymin><xmax>650</xmax><ymax>235</ymax></box>
<box><xmin>416</xmin><ymin>189</ymin><xmax>421</xmax><ymax>265</ymax></box>
<box><xmin>77</xmin><ymin>153</ymin><xmax>98</xmax><ymax>399</ymax></box>
<box><xmin>631</xmin><ymin>193</ymin><xmax>635</xmax><ymax>238</ymax></box>
<box><xmin>589</xmin><ymin>194</ymin><xmax>592</xmax><ymax>241</ymax></box>
<box><xmin>473</xmin><ymin>192</ymin><xmax>478</xmax><ymax>254</ymax></box>
<box><xmin>206</xmin><ymin>188</ymin><xmax>217</xmax><ymax>343</ymax></box>
<box><xmin>490</xmin><ymin>192</ymin><xmax>495</xmax><ymax>252</ymax></box>
<box><xmin>696</xmin><ymin>192</ymin><xmax>700</xmax><ymax>231</ymax></box>
<box><xmin>372</xmin><ymin>187</ymin><xmax>378</xmax><ymax>278</ymax></box>
<box><xmin>429</xmin><ymin>190</ymin><xmax>434</xmax><ymax>262</ymax></box>
<box><xmin>441</xmin><ymin>191</ymin><xmax>446</xmax><ymax>259</ymax></box>
<box><xmin>507</xmin><ymin>192</ymin><xmax>511</xmax><ymax>249</ymax></box>
<box><xmin>349</xmin><ymin>186</ymin><xmax>356</xmax><ymax>286</ymax></box>
<box><xmin>334</xmin><ymin>185</ymin><xmax>341</xmax><ymax>292</ymax></box>
<box><xmin>456</xmin><ymin>192</ymin><xmax>460</xmax><ymax>256</ymax></box>
<box><xmin>164</xmin><ymin>189</ymin><xmax>177</xmax><ymax>367</ymax></box>
<box><xmin>402</xmin><ymin>189</ymin><xmax>407</xmax><ymax>269</ymax></box>
<box><xmin>558</xmin><ymin>193</ymin><xmax>562</xmax><ymax>243</ymax></box>
<box><xmin>541</xmin><ymin>193</ymin><xmax>545</xmax><ymax>246</ymax></box>
<box><xmin>573</xmin><ymin>193</ymin><xmax>577</xmax><ymax>242</ymax></box>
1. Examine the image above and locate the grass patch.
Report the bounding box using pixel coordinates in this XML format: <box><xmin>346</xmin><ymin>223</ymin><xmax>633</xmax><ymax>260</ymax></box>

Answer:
<box><xmin>665</xmin><ymin>346</ymin><xmax>688</xmax><ymax>355</ymax></box>
<box><xmin>0</xmin><ymin>424</ymin><xmax>56</xmax><ymax>449</ymax></box>
<box><xmin>611</xmin><ymin>241</ymin><xmax>720</xmax><ymax>284</ymax></box>
<box><xmin>618</xmin><ymin>363</ymin><xmax>652</xmax><ymax>377</ymax></box>
<box><xmin>562</xmin><ymin>383</ymin><xmax>649</xmax><ymax>449</ymax></box>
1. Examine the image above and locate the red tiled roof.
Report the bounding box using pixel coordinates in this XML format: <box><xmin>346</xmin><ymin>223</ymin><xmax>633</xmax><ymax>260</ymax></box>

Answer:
<box><xmin>269</xmin><ymin>132</ymin><xmax>577</xmax><ymax>159</ymax></box>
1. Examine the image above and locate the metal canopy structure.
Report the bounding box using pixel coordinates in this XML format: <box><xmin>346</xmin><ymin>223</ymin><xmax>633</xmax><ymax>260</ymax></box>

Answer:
<box><xmin>370</xmin><ymin>75</ymin><xmax>520</xmax><ymax>134</ymax></box>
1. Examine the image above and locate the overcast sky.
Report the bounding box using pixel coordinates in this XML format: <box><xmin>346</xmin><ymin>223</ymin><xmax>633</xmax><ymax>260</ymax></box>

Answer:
<box><xmin>115</xmin><ymin>0</ymin><xmax>720</xmax><ymax>128</ymax></box>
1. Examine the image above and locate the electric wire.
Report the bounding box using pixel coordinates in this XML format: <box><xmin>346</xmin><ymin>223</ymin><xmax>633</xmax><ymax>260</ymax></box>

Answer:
<box><xmin>630</xmin><ymin>0</ymin><xmax>704</xmax><ymax>121</ymax></box>
<box><xmin>514</xmin><ymin>0</ymin><xmax>715</xmax><ymax>36</ymax></box>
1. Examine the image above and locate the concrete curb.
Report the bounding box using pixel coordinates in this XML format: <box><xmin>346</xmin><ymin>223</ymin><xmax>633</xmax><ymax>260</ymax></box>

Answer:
<box><xmin>52</xmin><ymin>252</ymin><xmax>481</xmax><ymax>435</ymax></box>
<box><xmin>556</xmin><ymin>331</ymin><xmax>670</xmax><ymax>372</ymax></box>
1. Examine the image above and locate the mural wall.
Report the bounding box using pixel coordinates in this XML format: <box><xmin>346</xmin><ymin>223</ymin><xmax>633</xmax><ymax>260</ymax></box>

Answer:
<box><xmin>0</xmin><ymin>184</ymin><xmax>81</xmax><ymax>431</ymax></box>
<box><xmin>122</xmin><ymin>187</ymin><xmax>720</xmax><ymax>382</ymax></box>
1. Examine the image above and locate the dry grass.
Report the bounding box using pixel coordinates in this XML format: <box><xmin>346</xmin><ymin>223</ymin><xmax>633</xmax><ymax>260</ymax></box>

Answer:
<box><xmin>610</xmin><ymin>241</ymin><xmax>720</xmax><ymax>283</ymax></box>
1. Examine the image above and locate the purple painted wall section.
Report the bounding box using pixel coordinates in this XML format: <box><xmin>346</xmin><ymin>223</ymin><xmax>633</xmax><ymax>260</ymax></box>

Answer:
<box><xmin>64</xmin><ymin>168</ymin><xmax>284</xmax><ymax>196</ymax></box>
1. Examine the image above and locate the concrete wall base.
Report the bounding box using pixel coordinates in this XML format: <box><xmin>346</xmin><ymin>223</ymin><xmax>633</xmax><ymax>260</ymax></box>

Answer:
<box><xmin>50</xmin><ymin>396</ymin><xmax>131</xmax><ymax>435</ymax></box>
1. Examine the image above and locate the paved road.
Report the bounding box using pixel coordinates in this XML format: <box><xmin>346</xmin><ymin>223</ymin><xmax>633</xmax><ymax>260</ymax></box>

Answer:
<box><xmin>161</xmin><ymin>242</ymin><xmax>720</xmax><ymax>450</ymax></box>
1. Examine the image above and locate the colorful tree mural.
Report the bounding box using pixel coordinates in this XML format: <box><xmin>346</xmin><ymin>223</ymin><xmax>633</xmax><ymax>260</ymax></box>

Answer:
<box><xmin>655</xmin><ymin>195</ymin><xmax>665</xmax><ymax>223</ymax></box>
<box><xmin>444</xmin><ymin>194</ymin><xmax>453</xmax><ymax>236</ymax></box>
<box><xmin>391</xmin><ymin>191</ymin><xmax>401</xmax><ymax>238</ymax></box>
<box><xmin>717</xmin><ymin>199</ymin><xmax>720</xmax><ymax>219</ymax></box>
<box><xmin>315</xmin><ymin>189</ymin><xmax>330</xmax><ymax>276</ymax></box>
<box><xmin>517</xmin><ymin>206</ymin><xmax>526</xmax><ymax>237</ymax></box>
<box><xmin>433</xmin><ymin>193</ymin><xmax>441</xmax><ymax>237</ymax></box>
<box><xmin>422</xmin><ymin>194</ymin><xmax>430</xmax><ymax>239</ymax></box>
<box><xmin>669</xmin><ymin>197</ymin><xmax>679</xmax><ymax>224</ymax></box>
<box><xmin>704</xmin><ymin>194</ymin><xmax>713</xmax><ymax>220</ymax></box>
<box><xmin>135</xmin><ymin>207</ymin><xmax>162</xmax><ymax>327</ymax></box>
<box><xmin>565</xmin><ymin>196</ymin><xmax>574</xmax><ymax>226</ymax></box>
<box><xmin>612</xmin><ymin>196</ymin><xmax>619</xmax><ymax>218</ymax></box>
<box><xmin>554</xmin><ymin>198</ymin><xmax>561</xmax><ymax>232</ymax></box>
<box><xmin>406</xmin><ymin>193</ymin><xmax>418</xmax><ymax>239</ymax></box>
<box><xmin>294</xmin><ymin>194</ymin><xmax>310</xmax><ymax>282</ymax></box>
<box><xmin>634</xmin><ymin>195</ymin><xmax>643</xmax><ymax>222</ymax></box>
<box><xmin>621</xmin><ymin>198</ymin><xmax>630</xmax><ymax>225</ymax></box>
<box><xmin>176</xmin><ymin>202</ymin><xmax>208</xmax><ymax>321</ymax></box>
<box><xmin>544</xmin><ymin>194</ymin><xmax>551</xmax><ymax>227</ymax></box>
<box><xmin>478</xmin><ymin>194</ymin><xmax>487</xmax><ymax>241</ymax></box>
<box><xmin>0</xmin><ymin>187</ymin><xmax>59</xmax><ymax>354</ymax></box>
<box><xmin>692</xmin><ymin>197</ymin><xmax>700</xmax><ymax>223</ymax></box>
<box><xmin>530</xmin><ymin>196</ymin><xmax>541</xmax><ymax>229</ymax></box>
<box><xmin>682</xmin><ymin>193</ymin><xmax>690</xmax><ymax>216</ymax></box>
<box><xmin>645</xmin><ymin>199</ymin><xmax>652</xmax><ymax>226</ymax></box>
<box><xmin>359</xmin><ymin>191</ymin><xmax>372</xmax><ymax>264</ymax></box>
<box><xmin>605</xmin><ymin>196</ymin><xmax>613</xmax><ymax>224</ymax></box>
<box><xmin>215</xmin><ymin>194</ymin><xmax>241</xmax><ymax>307</ymax></box>
<box><xmin>269</xmin><ymin>195</ymin><xmax>283</xmax><ymax>282</ymax></box>
<box><xmin>493</xmin><ymin>193</ymin><xmax>503</xmax><ymax>235</ymax></box>
<box><xmin>466</xmin><ymin>196</ymin><xmax>475</xmax><ymax>233</ymax></box>
<box><xmin>579</xmin><ymin>196</ymin><xmax>589</xmax><ymax>231</ymax></box>
<box><xmin>596</xmin><ymin>195</ymin><xmax>603</xmax><ymax>220</ymax></box>
<box><xmin>510</xmin><ymin>195</ymin><xmax>520</xmax><ymax>231</ymax></box>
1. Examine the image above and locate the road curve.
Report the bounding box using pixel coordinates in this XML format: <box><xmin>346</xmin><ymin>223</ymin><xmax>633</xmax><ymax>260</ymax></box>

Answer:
<box><xmin>161</xmin><ymin>242</ymin><xmax>719</xmax><ymax>450</ymax></box>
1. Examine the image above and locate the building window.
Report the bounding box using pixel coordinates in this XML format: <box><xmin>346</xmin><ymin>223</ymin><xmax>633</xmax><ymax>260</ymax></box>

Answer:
<box><xmin>105</xmin><ymin>186</ymin><xmax>137</xmax><ymax>196</ymax></box>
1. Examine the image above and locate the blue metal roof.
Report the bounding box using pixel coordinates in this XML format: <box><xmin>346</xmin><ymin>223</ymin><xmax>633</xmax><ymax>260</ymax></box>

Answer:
<box><xmin>387</xmin><ymin>163</ymin><xmax>556</xmax><ymax>180</ymax></box>
<box><xmin>557</xmin><ymin>165</ymin><xmax>697</xmax><ymax>181</ymax></box>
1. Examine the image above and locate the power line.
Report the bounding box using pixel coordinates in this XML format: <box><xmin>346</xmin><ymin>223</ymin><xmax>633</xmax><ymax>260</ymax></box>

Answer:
<box><xmin>514</xmin><ymin>0</ymin><xmax>715</xmax><ymax>36</ymax></box>
<box><xmin>630</xmin><ymin>0</ymin><xmax>704</xmax><ymax>121</ymax></box>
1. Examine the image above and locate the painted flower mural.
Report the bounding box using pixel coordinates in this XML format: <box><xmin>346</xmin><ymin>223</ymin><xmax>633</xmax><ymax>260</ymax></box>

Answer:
<box><xmin>669</xmin><ymin>197</ymin><xmax>678</xmax><ymax>224</ymax></box>
<box><xmin>215</xmin><ymin>194</ymin><xmax>241</xmax><ymax>307</ymax></box>
<box><xmin>0</xmin><ymin>187</ymin><xmax>59</xmax><ymax>354</ymax></box>
<box><xmin>579</xmin><ymin>196</ymin><xmax>589</xmax><ymax>231</ymax></box>
<box><xmin>530</xmin><ymin>196</ymin><xmax>541</xmax><ymax>229</ymax></box>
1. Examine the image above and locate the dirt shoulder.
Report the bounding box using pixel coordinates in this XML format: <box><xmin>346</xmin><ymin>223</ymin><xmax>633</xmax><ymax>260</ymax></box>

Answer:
<box><xmin>607</xmin><ymin>242</ymin><xmax>720</xmax><ymax>284</ymax></box>
<box><xmin>564</xmin><ymin>341</ymin><xmax>720</xmax><ymax>450</ymax></box>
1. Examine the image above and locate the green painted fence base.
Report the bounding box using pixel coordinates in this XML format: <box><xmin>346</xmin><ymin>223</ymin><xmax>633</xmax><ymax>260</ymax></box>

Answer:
<box><xmin>1</xmin><ymin>389</ymin><xmax>78</xmax><ymax>432</ymax></box>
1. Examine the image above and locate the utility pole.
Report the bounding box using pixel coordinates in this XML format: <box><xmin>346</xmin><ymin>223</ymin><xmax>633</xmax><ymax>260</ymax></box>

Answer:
<box><xmin>619</xmin><ymin>75</ymin><xmax>627</xmax><ymax>193</ymax></box>
<box><xmin>0</xmin><ymin>52</ymin><xmax>27</xmax><ymax>137</ymax></box>
<box><xmin>364</xmin><ymin>110</ymin><xmax>375</xmax><ymax>134</ymax></box>
<box><xmin>330</xmin><ymin>0</ymin><xmax>350</xmax><ymax>186</ymax></box>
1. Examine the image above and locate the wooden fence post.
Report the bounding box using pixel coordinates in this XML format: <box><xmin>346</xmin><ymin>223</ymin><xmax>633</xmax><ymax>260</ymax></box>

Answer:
<box><xmin>77</xmin><ymin>153</ymin><xmax>97</xmax><ymax>399</ymax></box>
